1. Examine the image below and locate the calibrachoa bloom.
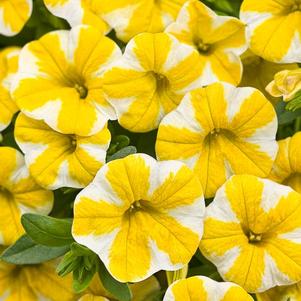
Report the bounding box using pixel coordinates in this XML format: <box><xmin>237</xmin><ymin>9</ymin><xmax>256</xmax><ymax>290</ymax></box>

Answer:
<box><xmin>0</xmin><ymin>0</ymin><xmax>32</xmax><ymax>36</ymax></box>
<box><xmin>0</xmin><ymin>261</ymin><xmax>76</xmax><ymax>300</ymax></box>
<box><xmin>199</xmin><ymin>175</ymin><xmax>301</xmax><ymax>293</ymax></box>
<box><xmin>269</xmin><ymin>132</ymin><xmax>301</xmax><ymax>193</ymax></box>
<box><xmin>240</xmin><ymin>50</ymin><xmax>298</xmax><ymax>103</ymax></box>
<box><xmin>15</xmin><ymin>113</ymin><xmax>111</xmax><ymax>190</ymax></box>
<box><xmin>0</xmin><ymin>147</ymin><xmax>53</xmax><ymax>245</ymax></box>
<box><xmin>163</xmin><ymin>276</ymin><xmax>253</xmax><ymax>301</ymax></box>
<box><xmin>12</xmin><ymin>25</ymin><xmax>121</xmax><ymax>136</ymax></box>
<box><xmin>240</xmin><ymin>0</ymin><xmax>301</xmax><ymax>63</ymax></box>
<box><xmin>43</xmin><ymin>0</ymin><xmax>110</xmax><ymax>34</ymax></box>
<box><xmin>103</xmin><ymin>32</ymin><xmax>203</xmax><ymax>132</ymax></box>
<box><xmin>266</xmin><ymin>68</ymin><xmax>301</xmax><ymax>101</ymax></box>
<box><xmin>156</xmin><ymin>82</ymin><xmax>278</xmax><ymax>198</ymax></box>
<box><xmin>166</xmin><ymin>0</ymin><xmax>246</xmax><ymax>86</ymax></box>
<box><xmin>72</xmin><ymin>153</ymin><xmax>205</xmax><ymax>282</ymax></box>
<box><xmin>0</xmin><ymin>47</ymin><xmax>21</xmax><ymax>132</ymax></box>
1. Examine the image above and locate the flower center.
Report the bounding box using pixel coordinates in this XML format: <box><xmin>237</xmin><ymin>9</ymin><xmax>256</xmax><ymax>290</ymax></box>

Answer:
<box><xmin>195</xmin><ymin>39</ymin><xmax>211</xmax><ymax>54</ymax></box>
<box><xmin>248</xmin><ymin>230</ymin><xmax>262</xmax><ymax>244</ymax></box>
<box><xmin>68</xmin><ymin>134</ymin><xmax>77</xmax><ymax>151</ymax></box>
<box><xmin>74</xmin><ymin>83</ymin><xmax>88</xmax><ymax>99</ymax></box>
<box><xmin>129</xmin><ymin>200</ymin><xmax>143</xmax><ymax>212</ymax></box>
<box><xmin>291</xmin><ymin>1</ymin><xmax>301</xmax><ymax>11</ymax></box>
<box><xmin>0</xmin><ymin>186</ymin><xmax>13</xmax><ymax>200</ymax></box>
<box><xmin>151</xmin><ymin>72</ymin><xmax>170</xmax><ymax>94</ymax></box>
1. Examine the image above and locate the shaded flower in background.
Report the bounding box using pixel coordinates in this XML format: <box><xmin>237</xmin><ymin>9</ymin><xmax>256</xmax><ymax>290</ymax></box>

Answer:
<box><xmin>0</xmin><ymin>47</ymin><xmax>21</xmax><ymax>132</ymax></box>
<box><xmin>166</xmin><ymin>0</ymin><xmax>247</xmax><ymax>86</ymax></box>
<box><xmin>12</xmin><ymin>25</ymin><xmax>121</xmax><ymax>136</ymax></box>
<box><xmin>163</xmin><ymin>276</ymin><xmax>253</xmax><ymax>301</ymax></box>
<box><xmin>199</xmin><ymin>175</ymin><xmax>301</xmax><ymax>293</ymax></box>
<box><xmin>15</xmin><ymin>113</ymin><xmax>111</xmax><ymax>190</ymax></box>
<box><xmin>0</xmin><ymin>147</ymin><xmax>53</xmax><ymax>246</ymax></box>
<box><xmin>0</xmin><ymin>0</ymin><xmax>32</xmax><ymax>36</ymax></box>
<box><xmin>156</xmin><ymin>82</ymin><xmax>278</xmax><ymax>198</ymax></box>
<box><xmin>240</xmin><ymin>0</ymin><xmax>301</xmax><ymax>63</ymax></box>
<box><xmin>73</xmin><ymin>153</ymin><xmax>205</xmax><ymax>282</ymax></box>
<box><xmin>269</xmin><ymin>132</ymin><xmax>301</xmax><ymax>193</ymax></box>
<box><xmin>103</xmin><ymin>32</ymin><xmax>203</xmax><ymax>132</ymax></box>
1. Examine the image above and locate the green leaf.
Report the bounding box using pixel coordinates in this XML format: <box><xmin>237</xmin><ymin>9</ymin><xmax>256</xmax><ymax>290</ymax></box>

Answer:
<box><xmin>73</xmin><ymin>265</ymin><xmax>96</xmax><ymax>293</ymax></box>
<box><xmin>276</xmin><ymin>100</ymin><xmax>301</xmax><ymax>125</ymax></box>
<box><xmin>286</xmin><ymin>91</ymin><xmax>301</xmax><ymax>111</ymax></box>
<box><xmin>98</xmin><ymin>260</ymin><xmax>132</xmax><ymax>301</ymax></box>
<box><xmin>21</xmin><ymin>213</ymin><xmax>74</xmax><ymax>247</ymax></box>
<box><xmin>70</xmin><ymin>243</ymin><xmax>94</xmax><ymax>257</ymax></box>
<box><xmin>0</xmin><ymin>235</ymin><xmax>69</xmax><ymax>264</ymax></box>
<box><xmin>106</xmin><ymin>146</ymin><xmax>137</xmax><ymax>162</ymax></box>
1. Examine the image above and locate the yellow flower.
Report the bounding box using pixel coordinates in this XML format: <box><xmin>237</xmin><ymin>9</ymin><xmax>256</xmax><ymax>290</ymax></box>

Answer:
<box><xmin>0</xmin><ymin>260</ymin><xmax>76</xmax><ymax>300</ymax></box>
<box><xmin>72</xmin><ymin>153</ymin><xmax>204</xmax><ymax>282</ymax></box>
<box><xmin>43</xmin><ymin>0</ymin><xmax>110</xmax><ymax>34</ymax></box>
<box><xmin>0</xmin><ymin>47</ymin><xmax>20</xmax><ymax>132</ymax></box>
<box><xmin>199</xmin><ymin>174</ymin><xmax>301</xmax><ymax>293</ymax></box>
<box><xmin>269</xmin><ymin>132</ymin><xmax>301</xmax><ymax>193</ymax></box>
<box><xmin>240</xmin><ymin>0</ymin><xmax>301</xmax><ymax>63</ymax></box>
<box><xmin>240</xmin><ymin>50</ymin><xmax>298</xmax><ymax>103</ymax></box>
<box><xmin>266</xmin><ymin>68</ymin><xmax>301</xmax><ymax>101</ymax></box>
<box><xmin>14</xmin><ymin>113</ymin><xmax>111</xmax><ymax>190</ymax></box>
<box><xmin>0</xmin><ymin>147</ymin><xmax>53</xmax><ymax>246</ymax></box>
<box><xmin>103</xmin><ymin>32</ymin><xmax>203</xmax><ymax>132</ymax></box>
<box><xmin>0</xmin><ymin>0</ymin><xmax>32</xmax><ymax>36</ymax></box>
<box><xmin>166</xmin><ymin>0</ymin><xmax>246</xmax><ymax>86</ymax></box>
<box><xmin>163</xmin><ymin>276</ymin><xmax>253</xmax><ymax>301</ymax></box>
<box><xmin>156</xmin><ymin>82</ymin><xmax>278</xmax><ymax>198</ymax></box>
<box><xmin>12</xmin><ymin>25</ymin><xmax>122</xmax><ymax>136</ymax></box>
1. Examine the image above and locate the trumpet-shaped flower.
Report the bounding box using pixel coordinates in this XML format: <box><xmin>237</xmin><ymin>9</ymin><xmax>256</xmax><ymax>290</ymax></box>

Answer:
<box><xmin>12</xmin><ymin>25</ymin><xmax>122</xmax><ymax>136</ymax></box>
<box><xmin>0</xmin><ymin>261</ymin><xmax>76</xmax><ymax>300</ymax></box>
<box><xmin>15</xmin><ymin>113</ymin><xmax>111</xmax><ymax>190</ymax></box>
<box><xmin>156</xmin><ymin>82</ymin><xmax>278</xmax><ymax>198</ymax></box>
<box><xmin>199</xmin><ymin>175</ymin><xmax>301</xmax><ymax>293</ymax></box>
<box><xmin>163</xmin><ymin>276</ymin><xmax>253</xmax><ymax>301</ymax></box>
<box><xmin>0</xmin><ymin>47</ymin><xmax>20</xmax><ymax>132</ymax></box>
<box><xmin>0</xmin><ymin>147</ymin><xmax>53</xmax><ymax>245</ymax></box>
<box><xmin>166</xmin><ymin>0</ymin><xmax>246</xmax><ymax>86</ymax></box>
<box><xmin>240</xmin><ymin>0</ymin><xmax>301</xmax><ymax>63</ymax></box>
<box><xmin>240</xmin><ymin>50</ymin><xmax>298</xmax><ymax>103</ymax></box>
<box><xmin>0</xmin><ymin>0</ymin><xmax>32</xmax><ymax>36</ymax></box>
<box><xmin>43</xmin><ymin>0</ymin><xmax>110</xmax><ymax>34</ymax></box>
<box><xmin>269</xmin><ymin>132</ymin><xmax>301</xmax><ymax>193</ymax></box>
<box><xmin>103</xmin><ymin>32</ymin><xmax>203</xmax><ymax>132</ymax></box>
<box><xmin>72</xmin><ymin>153</ymin><xmax>205</xmax><ymax>282</ymax></box>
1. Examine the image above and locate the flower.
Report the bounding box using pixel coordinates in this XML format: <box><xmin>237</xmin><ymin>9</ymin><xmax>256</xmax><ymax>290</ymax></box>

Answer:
<box><xmin>72</xmin><ymin>153</ymin><xmax>205</xmax><ymax>282</ymax></box>
<box><xmin>14</xmin><ymin>113</ymin><xmax>111</xmax><ymax>190</ymax></box>
<box><xmin>199</xmin><ymin>174</ymin><xmax>301</xmax><ymax>293</ymax></box>
<box><xmin>43</xmin><ymin>0</ymin><xmax>110</xmax><ymax>34</ymax></box>
<box><xmin>0</xmin><ymin>147</ymin><xmax>53</xmax><ymax>246</ymax></box>
<box><xmin>240</xmin><ymin>0</ymin><xmax>301</xmax><ymax>63</ymax></box>
<box><xmin>163</xmin><ymin>276</ymin><xmax>253</xmax><ymax>301</ymax></box>
<box><xmin>240</xmin><ymin>50</ymin><xmax>298</xmax><ymax>103</ymax></box>
<box><xmin>166</xmin><ymin>0</ymin><xmax>246</xmax><ymax>86</ymax></box>
<box><xmin>0</xmin><ymin>260</ymin><xmax>76</xmax><ymax>300</ymax></box>
<box><xmin>0</xmin><ymin>47</ymin><xmax>21</xmax><ymax>132</ymax></box>
<box><xmin>269</xmin><ymin>132</ymin><xmax>301</xmax><ymax>194</ymax></box>
<box><xmin>0</xmin><ymin>0</ymin><xmax>32</xmax><ymax>36</ymax></box>
<box><xmin>103</xmin><ymin>32</ymin><xmax>203</xmax><ymax>132</ymax></box>
<box><xmin>266</xmin><ymin>68</ymin><xmax>301</xmax><ymax>101</ymax></box>
<box><xmin>156</xmin><ymin>82</ymin><xmax>278</xmax><ymax>198</ymax></box>
<box><xmin>12</xmin><ymin>25</ymin><xmax>122</xmax><ymax>136</ymax></box>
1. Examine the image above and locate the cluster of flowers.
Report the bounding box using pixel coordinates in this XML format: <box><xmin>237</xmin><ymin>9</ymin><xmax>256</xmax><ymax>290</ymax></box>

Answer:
<box><xmin>1</xmin><ymin>0</ymin><xmax>301</xmax><ymax>300</ymax></box>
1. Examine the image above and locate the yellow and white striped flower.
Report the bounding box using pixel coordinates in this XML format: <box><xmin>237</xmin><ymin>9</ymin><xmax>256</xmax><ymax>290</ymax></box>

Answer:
<box><xmin>103</xmin><ymin>32</ymin><xmax>203</xmax><ymax>132</ymax></box>
<box><xmin>0</xmin><ymin>147</ymin><xmax>53</xmax><ymax>246</ymax></box>
<box><xmin>240</xmin><ymin>0</ymin><xmax>301</xmax><ymax>63</ymax></box>
<box><xmin>12</xmin><ymin>25</ymin><xmax>121</xmax><ymax>136</ymax></box>
<box><xmin>156</xmin><ymin>82</ymin><xmax>278</xmax><ymax>198</ymax></box>
<box><xmin>72</xmin><ymin>153</ymin><xmax>205</xmax><ymax>283</ymax></box>
<box><xmin>199</xmin><ymin>174</ymin><xmax>301</xmax><ymax>293</ymax></box>
<box><xmin>43</xmin><ymin>0</ymin><xmax>110</xmax><ymax>34</ymax></box>
<box><xmin>0</xmin><ymin>261</ymin><xmax>76</xmax><ymax>301</ymax></box>
<box><xmin>0</xmin><ymin>47</ymin><xmax>20</xmax><ymax>132</ymax></box>
<box><xmin>269</xmin><ymin>132</ymin><xmax>301</xmax><ymax>194</ymax></box>
<box><xmin>0</xmin><ymin>0</ymin><xmax>32</xmax><ymax>36</ymax></box>
<box><xmin>15</xmin><ymin>113</ymin><xmax>111</xmax><ymax>190</ymax></box>
<box><xmin>163</xmin><ymin>276</ymin><xmax>253</xmax><ymax>301</ymax></box>
<box><xmin>166</xmin><ymin>0</ymin><xmax>246</xmax><ymax>86</ymax></box>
